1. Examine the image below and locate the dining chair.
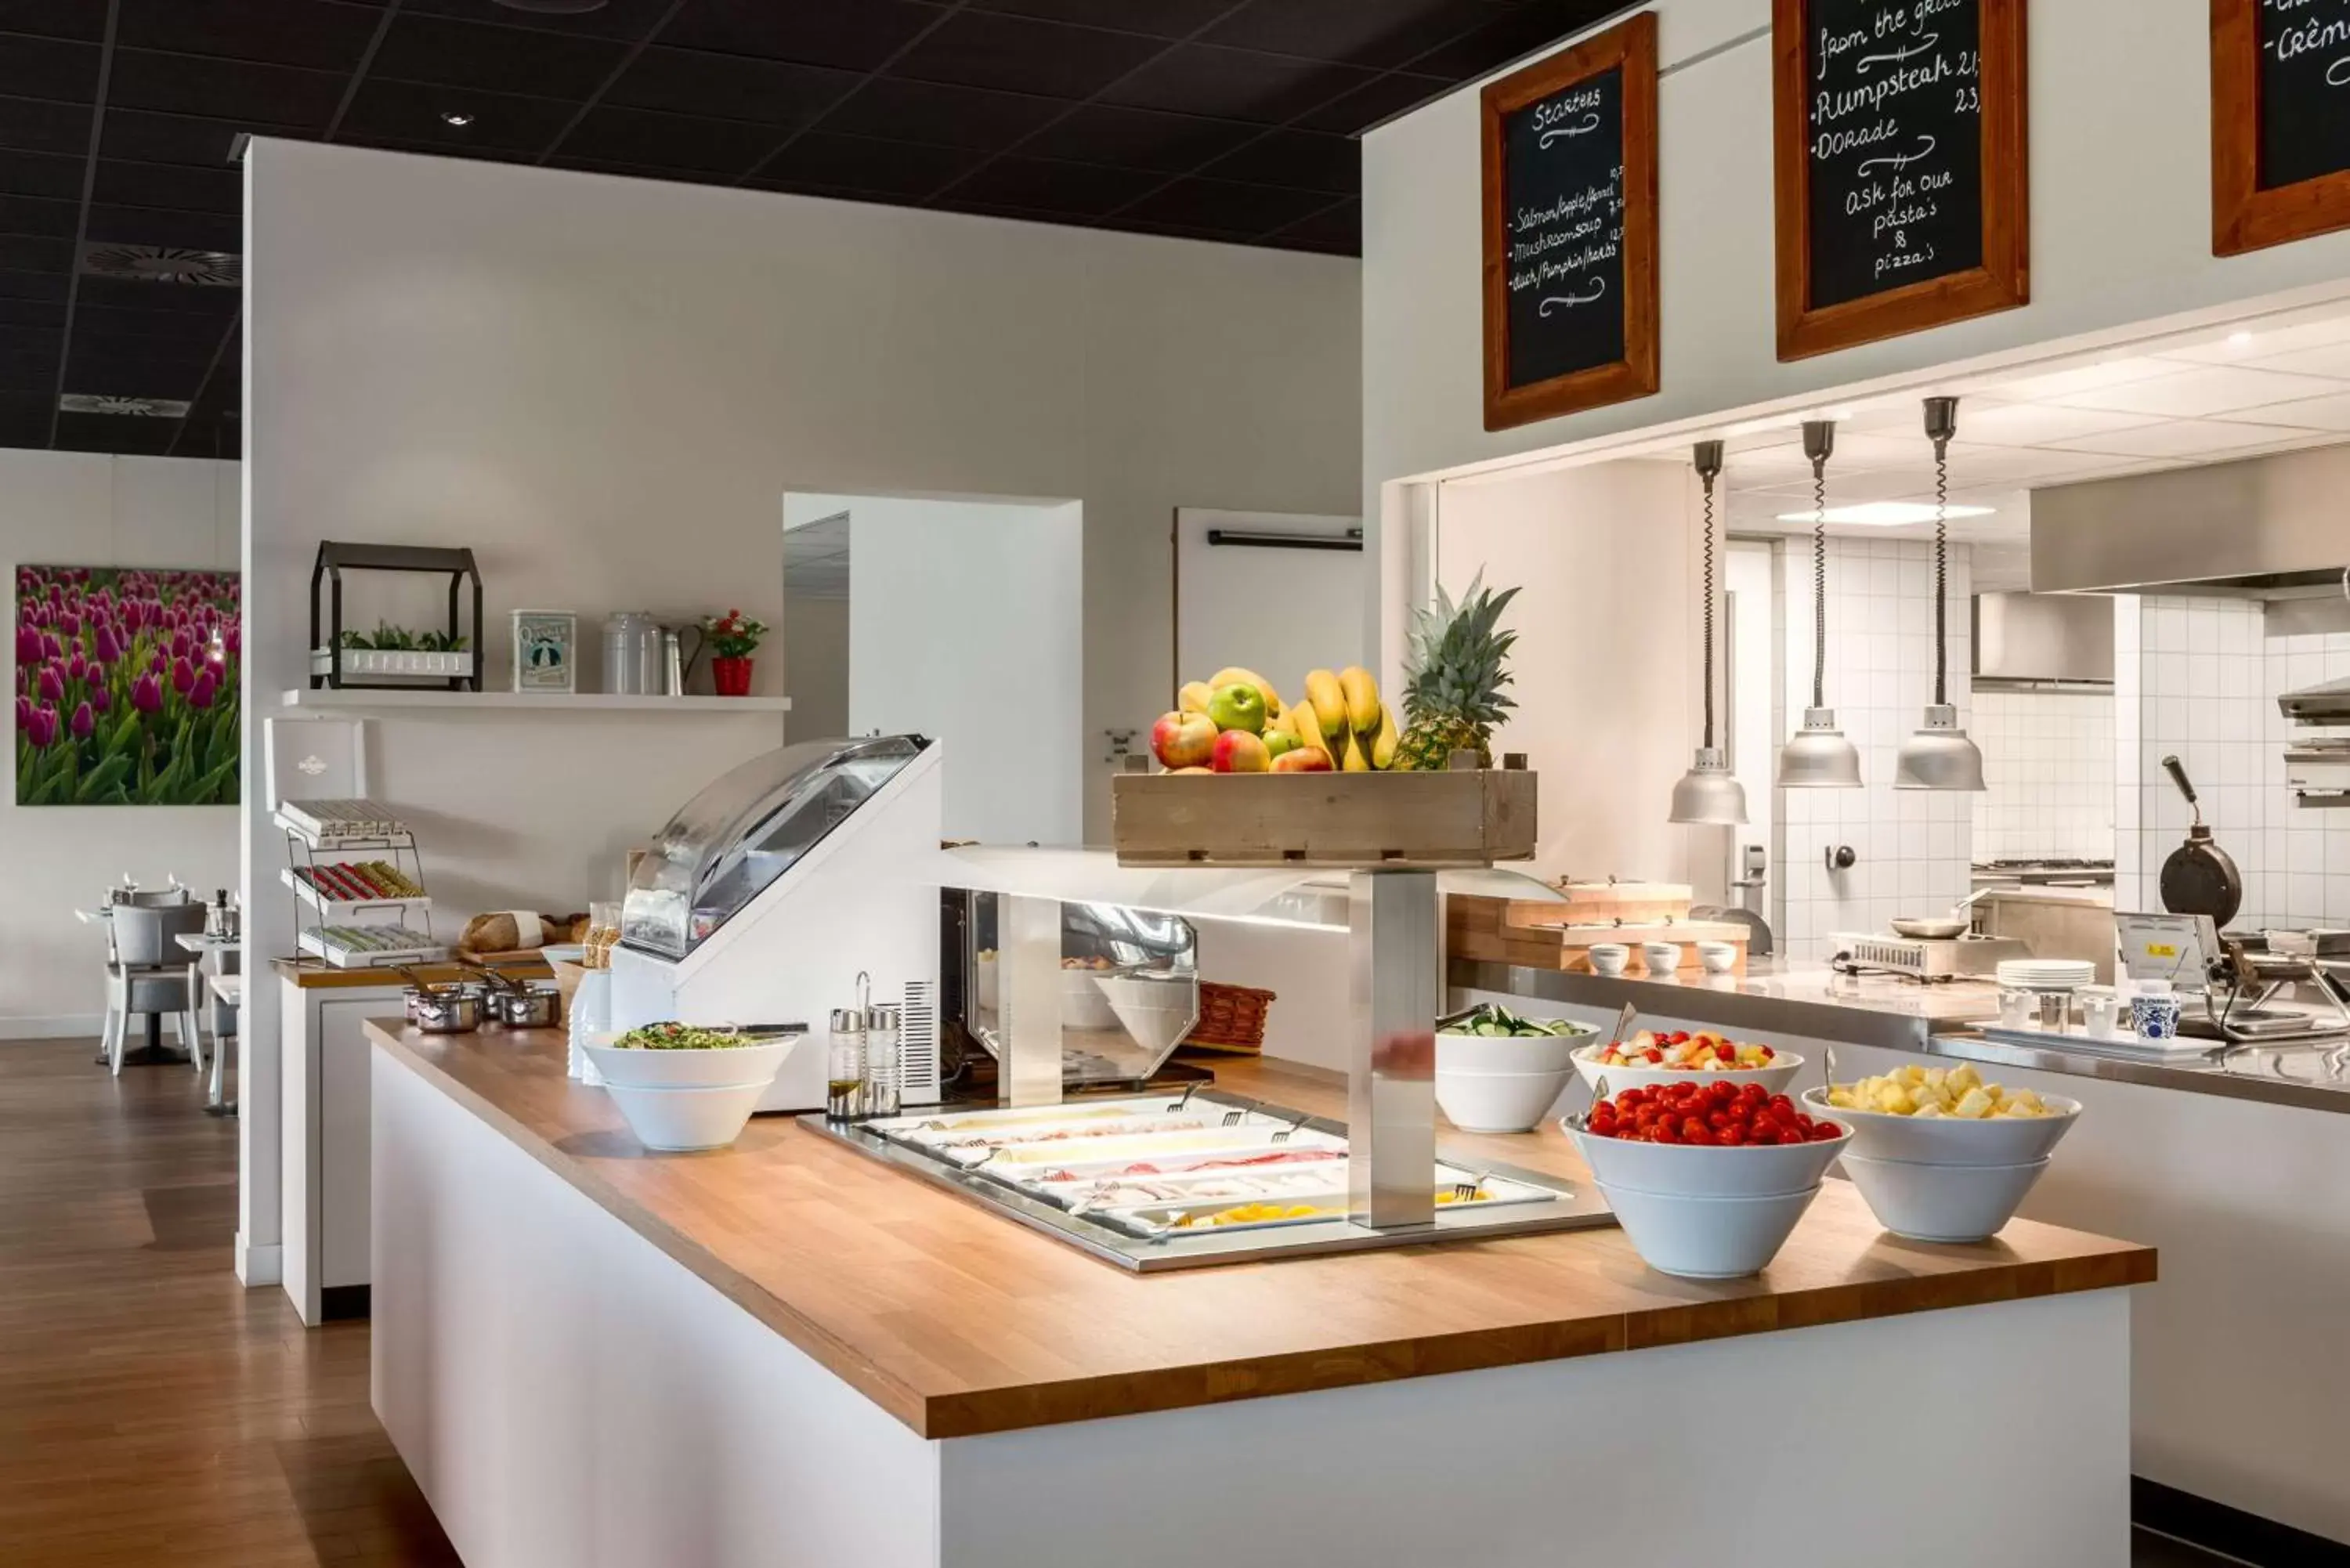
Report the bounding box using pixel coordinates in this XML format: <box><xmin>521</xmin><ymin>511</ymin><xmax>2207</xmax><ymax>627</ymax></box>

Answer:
<box><xmin>103</xmin><ymin>903</ymin><xmax>208</xmax><ymax>1078</ymax></box>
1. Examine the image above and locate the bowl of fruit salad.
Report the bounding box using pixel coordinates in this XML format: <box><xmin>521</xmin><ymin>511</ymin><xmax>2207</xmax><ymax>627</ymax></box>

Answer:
<box><xmin>1571</xmin><ymin>1028</ymin><xmax>1802</xmax><ymax>1097</ymax></box>
<box><xmin>1563</xmin><ymin>1082</ymin><xmax>1849</xmax><ymax>1278</ymax></box>
<box><xmin>1435</xmin><ymin>1004</ymin><xmax>1596</xmax><ymax>1133</ymax></box>
<box><xmin>1805</xmin><ymin>1066</ymin><xmax>2079</xmax><ymax>1167</ymax></box>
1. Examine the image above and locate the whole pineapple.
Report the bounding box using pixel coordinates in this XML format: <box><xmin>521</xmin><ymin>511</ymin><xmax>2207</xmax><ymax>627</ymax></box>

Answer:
<box><xmin>1394</xmin><ymin>573</ymin><xmax>1521</xmax><ymax>771</ymax></box>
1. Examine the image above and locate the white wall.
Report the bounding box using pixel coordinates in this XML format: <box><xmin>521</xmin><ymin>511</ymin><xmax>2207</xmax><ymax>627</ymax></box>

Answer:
<box><xmin>1434</xmin><ymin>459</ymin><xmax>1701</xmax><ymax>887</ymax></box>
<box><xmin>0</xmin><ymin>450</ymin><xmax>238</xmax><ymax>1036</ymax></box>
<box><xmin>243</xmin><ymin>138</ymin><xmax>1358</xmax><ymax>1280</ymax></box>
<box><xmin>781</xmin><ymin>596</ymin><xmax>848</xmax><ymax>744</ymax></box>
<box><xmin>1972</xmin><ymin>688</ymin><xmax>2117</xmax><ymax>863</ymax></box>
<box><xmin>788</xmin><ymin>491</ymin><xmax>1084</xmax><ymax>847</ymax></box>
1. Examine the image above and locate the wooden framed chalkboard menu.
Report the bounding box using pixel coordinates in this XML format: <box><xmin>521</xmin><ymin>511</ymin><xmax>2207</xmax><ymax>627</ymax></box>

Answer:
<box><xmin>1771</xmin><ymin>0</ymin><xmax>2029</xmax><ymax>361</ymax></box>
<box><xmin>2213</xmin><ymin>0</ymin><xmax>2350</xmax><ymax>255</ymax></box>
<box><xmin>1480</xmin><ymin>12</ymin><xmax>1658</xmax><ymax>432</ymax></box>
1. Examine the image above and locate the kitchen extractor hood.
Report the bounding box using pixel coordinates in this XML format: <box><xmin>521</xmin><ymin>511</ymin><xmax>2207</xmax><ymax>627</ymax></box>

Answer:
<box><xmin>2029</xmin><ymin>446</ymin><xmax>2350</xmax><ymax>622</ymax></box>
<box><xmin>1972</xmin><ymin>592</ymin><xmax>2113</xmax><ymax>688</ymax></box>
<box><xmin>2281</xmin><ymin>677</ymin><xmax>2350</xmax><ymax>727</ymax></box>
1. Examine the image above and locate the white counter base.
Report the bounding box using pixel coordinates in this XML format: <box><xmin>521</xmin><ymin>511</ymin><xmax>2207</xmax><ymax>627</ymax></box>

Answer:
<box><xmin>374</xmin><ymin>1046</ymin><xmax>2132</xmax><ymax>1568</ymax></box>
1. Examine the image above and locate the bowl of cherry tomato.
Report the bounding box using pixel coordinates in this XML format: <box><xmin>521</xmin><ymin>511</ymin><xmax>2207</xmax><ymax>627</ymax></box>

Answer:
<box><xmin>1563</xmin><ymin>1082</ymin><xmax>1851</xmax><ymax>1279</ymax></box>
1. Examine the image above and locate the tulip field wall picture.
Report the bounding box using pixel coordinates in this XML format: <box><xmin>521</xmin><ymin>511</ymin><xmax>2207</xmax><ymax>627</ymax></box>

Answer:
<box><xmin>15</xmin><ymin>566</ymin><xmax>240</xmax><ymax>807</ymax></box>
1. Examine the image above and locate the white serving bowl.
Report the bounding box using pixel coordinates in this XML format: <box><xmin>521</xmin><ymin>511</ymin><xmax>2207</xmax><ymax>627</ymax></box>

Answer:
<box><xmin>1587</xmin><ymin>944</ymin><xmax>1630</xmax><ymax>977</ymax></box>
<box><xmin>1640</xmin><ymin>941</ymin><xmax>1683</xmax><ymax>976</ymax></box>
<box><xmin>1697</xmin><ymin>941</ymin><xmax>1738</xmax><ymax>975</ymax></box>
<box><xmin>1438</xmin><ymin>1020</ymin><xmax>1595</xmax><ymax>1076</ymax></box>
<box><xmin>585</xmin><ymin>1035</ymin><xmax>797</xmax><ymax>1090</ymax></box>
<box><xmin>1436</xmin><ymin>1066</ymin><xmax>1577</xmax><ymax>1134</ymax></box>
<box><xmin>1094</xmin><ymin>974</ymin><xmax>1198</xmax><ymax>1053</ymax></box>
<box><xmin>1800</xmin><ymin>1086</ymin><xmax>2079</xmax><ymax>1167</ymax></box>
<box><xmin>1061</xmin><ymin>967</ymin><xmax>1123</xmax><ymax>1031</ymax></box>
<box><xmin>1566</xmin><ymin>1117</ymin><xmax>1849</xmax><ymax>1198</ymax></box>
<box><xmin>603</xmin><ymin>1080</ymin><xmax>772</xmax><ymax>1153</ymax></box>
<box><xmin>1839</xmin><ymin>1153</ymin><xmax>2050</xmax><ymax>1243</ymax></box>
<box><xmin>1570</xmin><ymin>1042</ymin><xmax>1803</xmax><ymax>1098</ymax></box>
<box><xmin>1599</xmin><ymin>1182</ymin><xmax>1823</xmax><ymax>1279</ymax></box>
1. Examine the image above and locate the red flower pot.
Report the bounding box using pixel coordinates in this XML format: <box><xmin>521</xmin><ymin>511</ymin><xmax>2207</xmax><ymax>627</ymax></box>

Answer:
<box><xmin>711</xmin><ymin>655</ymin><xmax>754</xmax><ymax>697</ymax></box>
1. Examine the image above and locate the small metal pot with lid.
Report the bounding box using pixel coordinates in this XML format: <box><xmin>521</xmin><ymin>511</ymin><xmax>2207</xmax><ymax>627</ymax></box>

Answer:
<box><xmin>491</xmin><ymin>978</ymin><xmax>562</xmax><ymax>1029</ymax></box>
<box><xmin>406</xmin><ymin>983</ymin><xmax>485</xmax><ymax>1035</ymax></box>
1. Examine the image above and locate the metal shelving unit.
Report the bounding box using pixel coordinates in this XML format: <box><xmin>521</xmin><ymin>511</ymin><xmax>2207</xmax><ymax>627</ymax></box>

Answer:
<box><xmin>276</xmin><ymin>803</ymin><xmax>445</xmax><ymax>968</ymax></box>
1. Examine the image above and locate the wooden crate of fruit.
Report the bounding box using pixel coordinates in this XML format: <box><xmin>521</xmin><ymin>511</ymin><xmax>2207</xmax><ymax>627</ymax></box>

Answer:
<box><xmin>1112</xmin><ymin>766</ymin><xmax>1537</xmax><ymax>869</ymax></box>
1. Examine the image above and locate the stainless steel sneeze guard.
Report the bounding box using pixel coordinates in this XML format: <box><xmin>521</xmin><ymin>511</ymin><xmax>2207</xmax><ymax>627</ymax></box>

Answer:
<box><xmin>801</xmin><ymin>1091</ymin><xmax>1614</xmax><ymax>1272</ymax></box>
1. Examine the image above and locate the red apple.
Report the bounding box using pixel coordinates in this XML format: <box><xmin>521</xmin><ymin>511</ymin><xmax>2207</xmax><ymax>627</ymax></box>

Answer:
<box><xmin>1212</xmin><ymin>729</ymin><xmax>1271</xmax><ymax>773</ymax></box>
<box><xmin>1270</xmin><ymin>746</ymin><xmax>1334</xmax><ymax>772</ymax></box>
<box><xmin>1151</xmin><ymin>710</ymin><xmax>1217</xmax><ymax>770</ymax></box>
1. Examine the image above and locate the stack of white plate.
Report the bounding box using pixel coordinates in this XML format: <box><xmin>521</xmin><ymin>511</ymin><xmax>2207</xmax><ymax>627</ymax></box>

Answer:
<box><xmin>1994</xmin><ymin>959</ymin><xmax>2096</xmax><ymax>991</ymax></box>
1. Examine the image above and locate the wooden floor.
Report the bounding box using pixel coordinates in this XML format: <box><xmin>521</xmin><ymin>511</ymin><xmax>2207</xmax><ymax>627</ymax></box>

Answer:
<box><xmin>0</xmin><ymin>1038</ymin><xmax>455</xmax><ymax>1566</ymax></box>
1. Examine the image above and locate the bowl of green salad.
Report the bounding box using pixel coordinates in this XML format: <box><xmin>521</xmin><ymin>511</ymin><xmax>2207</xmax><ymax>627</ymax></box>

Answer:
<box><xmin>585</xmin><ymin>1023</ymin><xmax>801</xmax><ymax>1151</ymax></box>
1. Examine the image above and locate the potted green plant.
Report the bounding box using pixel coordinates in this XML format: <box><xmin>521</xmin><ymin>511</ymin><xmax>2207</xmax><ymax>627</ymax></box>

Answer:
<box><xmin>700</xmin><ymin>609</ymin><xmax>768</xmax><ymax>697</ymax></box>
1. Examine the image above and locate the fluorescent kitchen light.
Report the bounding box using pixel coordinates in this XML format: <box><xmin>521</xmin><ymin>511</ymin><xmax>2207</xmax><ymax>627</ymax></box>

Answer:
<box><xmin>1774</xmin><ymin>501</ymin><xmax>1996</xmax><ymax>526</ymax></box>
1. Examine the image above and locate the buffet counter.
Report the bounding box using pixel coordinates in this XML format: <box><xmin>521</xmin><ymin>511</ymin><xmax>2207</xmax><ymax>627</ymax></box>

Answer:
<box><xmin>371</xmin><ymin>1021</ymin><xmax>2151</xmax><ymax>1568</ymax></box>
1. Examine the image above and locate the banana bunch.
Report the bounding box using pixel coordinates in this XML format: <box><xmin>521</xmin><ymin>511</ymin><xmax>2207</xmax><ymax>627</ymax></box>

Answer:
<box><xmin>1283</xmin><ymin>667</ymin><xmax>1397</xmax><ymax>771</ymax></box>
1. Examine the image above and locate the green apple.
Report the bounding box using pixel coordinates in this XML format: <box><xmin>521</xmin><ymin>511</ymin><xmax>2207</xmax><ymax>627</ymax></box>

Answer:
<box><xmin>1263</xmin><ymin>728</ymin><xmax>1300</xmax><ymax>761</ymax></box>
<box><xmin>1206</xmin><ymin>681</ymin><xmax>1267</xmax><ymax>735</ymax></box>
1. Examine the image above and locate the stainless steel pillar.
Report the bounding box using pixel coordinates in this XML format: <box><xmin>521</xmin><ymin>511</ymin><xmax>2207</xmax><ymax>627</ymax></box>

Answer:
<box><xmin>1347</xmin><ymin>869</ymin><xmax>1437</xmax><ymax>1230</ymax></box>
<box><xmin>999</xmin><ymin>894</ymin><xmax>1064</xmax><ymax>1107</ymax></box>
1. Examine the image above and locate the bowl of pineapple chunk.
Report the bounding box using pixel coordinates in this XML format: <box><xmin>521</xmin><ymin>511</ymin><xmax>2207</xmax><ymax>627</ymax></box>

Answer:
<box><xmin>1804</xmin><ymin>1065</ymin><xmax>2079</xmax><ymax>1167</ymax></box>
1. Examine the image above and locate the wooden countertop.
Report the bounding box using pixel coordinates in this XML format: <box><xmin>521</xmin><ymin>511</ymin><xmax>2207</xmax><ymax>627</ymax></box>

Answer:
<box><xmin>272</xmin><ymin>957</ymin><xmax>551</xmax><ymax>989</ymax></box>
<box><xmin>371</xmin><ymin>1024</ymin><xmax>2156</xmax><ymax>1440</ymax></box>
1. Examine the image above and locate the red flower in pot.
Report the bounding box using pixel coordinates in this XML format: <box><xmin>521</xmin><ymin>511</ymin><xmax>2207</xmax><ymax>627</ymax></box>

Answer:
<box><xmin>699</xmin><ymin>609</ymin><xmax>768</xmax><ymax>697</ymax></box>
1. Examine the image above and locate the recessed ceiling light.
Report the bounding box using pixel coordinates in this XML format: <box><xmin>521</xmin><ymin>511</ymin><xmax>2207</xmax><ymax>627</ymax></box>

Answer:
<box><xmin>440</xmin><ymin>110</ymin><xmax>475</xmax><ymax>127</ymax></box>
<box><xmin>1831</xmin><ymin>406</ymin><xmax>1857</xmax><ymax>420</ymax></box>
<box><xmin>2227</xmin><ymin>330</ymin><xmax>2255</xmax><ymax>347</ymax></box>
<box><xmin>1775</xmin><ymin>502</ymin><xmax>1997</xmax><ymax>527</ymax></box>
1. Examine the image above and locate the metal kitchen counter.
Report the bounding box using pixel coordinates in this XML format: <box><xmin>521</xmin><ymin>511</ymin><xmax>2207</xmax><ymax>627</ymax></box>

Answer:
<box><xmin>1453</xmin><ymin>959</ymin><xmax>2350</xmax><ymax>1115</ymax></box>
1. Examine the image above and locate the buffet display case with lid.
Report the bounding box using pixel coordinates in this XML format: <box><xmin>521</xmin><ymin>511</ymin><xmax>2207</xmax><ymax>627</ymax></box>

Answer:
<box><xmin>609</xmin><ymin>735</ymin><xmax>944</xmax><ymax>1112</ymax></box>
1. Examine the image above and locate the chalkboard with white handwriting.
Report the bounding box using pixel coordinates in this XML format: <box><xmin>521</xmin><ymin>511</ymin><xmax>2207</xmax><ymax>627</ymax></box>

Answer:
<box><xmin>2260</xmin><ymin>0</ymin><xmax>2350</xmax><ymax>190</ymax></box>
<box><xmin>1499</xmin><ymin>65</ymin><xmax>1628</xmax><ymax>389</ymax></box>
<box><xmin>1800</xmin><ymin>0</ymin><xmax>1985</xmax><ymax>312</ymax></box>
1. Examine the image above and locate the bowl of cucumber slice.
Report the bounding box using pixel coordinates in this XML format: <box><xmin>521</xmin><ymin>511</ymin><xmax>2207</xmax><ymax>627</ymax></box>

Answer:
<box><xmin>1436</xmin><ymin>1004</ymin><xmax>1596</xmax><ymax>1133</ymax></box>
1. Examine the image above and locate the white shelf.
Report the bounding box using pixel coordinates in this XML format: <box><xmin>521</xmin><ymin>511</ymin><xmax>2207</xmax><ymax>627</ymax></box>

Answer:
<box><xmin>278</xmin><ymin>689</ymin><xmax>790</xmax><ymax>714</ymax></box>
<box><xmin>297</xmin><ymin>928</ymin><xmax>446</xmax><ymax>969</ymax></box>
<box><xmin>281</xmin><ymin>867</ymin><xmax>431</xmax><ymax>919</ymax></box>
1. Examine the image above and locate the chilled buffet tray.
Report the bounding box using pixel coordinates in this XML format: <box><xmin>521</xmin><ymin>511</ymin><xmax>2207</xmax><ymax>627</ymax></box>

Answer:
<box><xmin>809</xmin><ymin>1093</ymin><xmax>1614</xmax><ymax>1270</ymax></box>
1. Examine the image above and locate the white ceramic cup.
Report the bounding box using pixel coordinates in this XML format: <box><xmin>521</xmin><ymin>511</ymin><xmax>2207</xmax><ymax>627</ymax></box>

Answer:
<box><xmin>1997</xmin><ymin>986</ymin><xmax>2034</xmax><ymax>1030</ymax></box>
<box><xmin>1696</xmin><ymin>941</ymin><xmax>1737</xmax><ymax>975</ymax></box>
<box><xmin>1587</xmin><ymin>943</ymin><xmax>1631</xmax><ymax>977</ymax></box>
<box><xmin>1640</xmin><ymin>942</ymin><xmax>1683</xmax><ymax>977</ymax></box>
<box><xmin>2077</xmin><ymin>986</ymin><xmax>2119</xmax><ymax>1039</ymax></box>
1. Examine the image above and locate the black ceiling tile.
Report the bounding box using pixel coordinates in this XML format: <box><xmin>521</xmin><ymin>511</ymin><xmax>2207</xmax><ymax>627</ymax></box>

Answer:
<box><xmin>605</xmin><ymin>48</ymin><xmax>861</xmax><ymax>128</ymax></box>
<box><xmin>1120</xmin><ymin>173</ymin><xmax>1331</xmax><ymax>231</ymax></box>
<box><xmin>63</xmin><ymin>341</ymin><xmax>214</xmax><ymax>396</ymax></box>
<box><xmin>663</xmin><ymin>0</ymin><xmax>947</xmax><ymax>72</ymax></box>
<box><xmin>1197</xmin><ymin>128</ymin><xmax>1354</xmax><ymax>192</ymax></box>
<box><xmin>83</xmin><ymin>204</ymin><xmax>243</xmax><ymax>251</ymax></box>
<box><xmin>1021</xmin><ymin>103</ymin><xmax>1258</xmax><ymax>172</ymax></box>
<box><xmin>1104</xmin><ymin>211</ymin><xmax>1260</xmax><ymax>242</ymax></box>
<box><xmin>110</xmin><ymin>50</ymin><xmax>345</xmax><ymax>130</ymax></box>
<box><xmin>1291</xmin><ymin>69</ymin><xmax>1449</xmax><ymax>132</ymax></box>
<box><xmin>1410</xmin><ymin>2</ymin><xmax>1593</xmax><ymax>77</ymax></box>
<box><xmin>0</xmin><ymin>38</ymin><xmax>101</xmax><ymax>103</ymax></box>
<box><xmin>0</xmin><ymin>0</ymin><xmax>107</xmax><ymax>41</ymax></box>
<box><xmin>0</xmin><ymin>195</ymin><xmax>81</xmax><ymax>238</ymax></box>
<box><xmin>400</xmin><ymin>0</ymin><xmax>676</xmax><ymax>42</ymax></box>
<box><xmin>94</xmin><ymin>159</ymin><xmax>244</xmax><ymax>215</ymax></box>
<box><xmin>371</xmin><ymin>14</ymin><xmax>632</xmax><ymax>99</ymax></box>
<box><xmin>966</xmin><ymin>0</ymin><xmax>1235</xmax><ymax>38</ymax></box>
<box><xmin>74</xmin><ymin>303</ymin><xmax>230</xmax><ymax>349</ymax></box>
<box><xmin>1102</xmin><ymin>45</ymin><xmax>1376</xmax><ymax>123</ymax></box>
<box><xmin>821</xmin><ymin>78</ymin><xmax>1066</xmax><ymax>150</ymax></box>
<box><xmin>0</xmin><ymin>150</ymin><xmax>85</xmax><ymax>201</ymax></box>
<box><xmin>340</xmin><ymin>80</ymin><xmax>578</xmax><ymax>154</ymax></box>
<box><xmin>750</xmin><ymin>132</ymin><xmax>982</xmax><ymax>199</ymax></box>
<box><xmin>560</xmin><ymin>107</ymin><xmax>776</xmax><ymax>175</ymax></box>
<box><xmin>1203</xmin><ymin>0</ymin><xmax>1495</xmax><ymax>68</ymax></box>
<box><xmin>0</xmin><ymin>267</ymin><xmax>67</xmax><ymax>303</ymax></box>
<box><xmin>1266</xmin><ymin>193</ymin><xmax>1358</xmax><ymax>247</ymax></box>
<box><xmin>949</xmin><ymin>155</ymin><xmax>1137</xmax><ymax>216</ymax></box>
<box><xmin>102</xmin><ymin>109</ymin><xmax>270</xmax><ymax>168</ymax></box>
<box><xmin>0</xmin><ymin>295</ymin><xmax>63</xmax><ymax>330</ymax></box>
<box><xmin>0</xmin><ymin>347</ymin><xmax>52</xmax><ymax>391</ymax></box>
<box><xmin>891</xmin><ymin>11</ymin><xmax>1164</xmax><ymax>99</ymax></box>
<box><xmin>76</xmin><ymin>274</ymin><xmax>239</xmax><ymax>317</ymax></box>
<box><xmin>0</xmin><ymin>96</ymin><xmax>92</xmax><ymax>158</ymax></box>
<box><xmin>57</xmin><ymin>414</ymin><xmax>182</xmax><ymax>454</ymax></box>
<box><xmin>0</xmin><ymin>234</ymin><xmax>70</xmax><ymax>270</ymax></box>
<box><xmin>0</xmin><ymin>322</ymin><xmax>61</xmax><ymax>356</ymax></box>
<box><xmin>115</xmin><ymin>0</ymin><xmax>383</xmax><ymax>70</ymax></box>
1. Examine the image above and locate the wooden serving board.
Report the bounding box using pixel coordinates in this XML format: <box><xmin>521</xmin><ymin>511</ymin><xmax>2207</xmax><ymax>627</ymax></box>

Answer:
<box><xmin>1111</xmin><ymin>768</ymin><xmax>1537</xmax><ymax>869</ymax></box>
<box><xmin>1448</xmin><ymin>894</ymin><xmax>1748</xmax><ymax>977</ymax></box>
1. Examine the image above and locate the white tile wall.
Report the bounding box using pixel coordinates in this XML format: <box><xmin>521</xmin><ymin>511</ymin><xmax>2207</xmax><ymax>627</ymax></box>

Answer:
<box><xmin>1971</xmin><ymin>689</ymin><xmax>2116</xmax><ymax>861</ymax></box>
<box><xmin>2110</xmin><ymin>596</ymin><xmax>2350</xmax><ymax>930</ymax></box>
<box><xmin>1774</xmin><ymin>537</ymin><xmax>1976</xmax><ymax>960</ymax></box>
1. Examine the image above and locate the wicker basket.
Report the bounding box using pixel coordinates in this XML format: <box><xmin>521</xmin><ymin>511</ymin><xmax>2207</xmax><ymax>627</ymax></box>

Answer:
<box><xmin>1182</xmin><ymin>981</ymin><xmax>1276</xmax><ymax>1055</ymax></box>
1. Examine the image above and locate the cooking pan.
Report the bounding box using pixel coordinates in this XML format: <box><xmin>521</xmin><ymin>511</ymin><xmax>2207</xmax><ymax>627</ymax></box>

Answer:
<box><xmin>2159</xmin><ymin>756</ymin><xmax>2242</xmax><ymax>927</ymax></box>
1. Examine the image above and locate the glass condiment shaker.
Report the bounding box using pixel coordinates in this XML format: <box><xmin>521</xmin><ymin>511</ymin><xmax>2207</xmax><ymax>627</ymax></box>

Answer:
<box><xmin>826</xmin><ymin>1006</ymin><xmax>866</xmax><ymax>1120</ymax></box>
<box><xmin>863</xmin><ymin>1003</ymin><xmax>901</xmax><ymax>1119</ymax></box>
